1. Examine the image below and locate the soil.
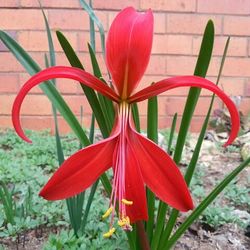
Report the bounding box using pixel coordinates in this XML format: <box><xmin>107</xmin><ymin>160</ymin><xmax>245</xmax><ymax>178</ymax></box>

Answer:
<box><xmin>1</xmin><ymin>131</ymin><xmax>250</xmax><ymax>250</ymax></box>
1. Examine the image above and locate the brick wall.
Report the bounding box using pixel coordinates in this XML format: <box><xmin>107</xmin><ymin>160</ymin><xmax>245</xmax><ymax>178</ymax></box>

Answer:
<box><xmin>0</xmin><ymin>0</ymin><xmax>250</xmax><ymax>134</ymax></box>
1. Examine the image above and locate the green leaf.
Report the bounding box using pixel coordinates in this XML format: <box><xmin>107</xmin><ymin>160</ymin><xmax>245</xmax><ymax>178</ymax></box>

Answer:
<box><xmin>88</xmin><ymin>43</ymin><xmax>114</xmax><ymax>133</ymax></box>
<box><xmin>146</xmin><ymin>93</ymin><xmax>158</xmax><ymax>243</ymax></box>
<box><xmin>173</xmin><ymin>20</ymin><xmax>214</xmax><ymax>165</ymax></box>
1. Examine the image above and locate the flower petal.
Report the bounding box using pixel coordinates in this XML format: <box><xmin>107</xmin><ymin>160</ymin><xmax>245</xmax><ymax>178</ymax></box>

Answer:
<box><xmin>39</xmin><ymin>125</ymin><xmax>120</xmax><ymax>200</ymax></box>
<box><xmin>129</xmin><ymin>76</ymin><xmax>240</xmax><ymax>146</ymax></box>
<box><xmin>106</xmin><ymin>7</ymin><xmax>153</xmax><ymax>98</ymax></box>
<box><xmin>12</xmin><ymin>66</ymin><xmax>119</xmax><ymax>143</ymax></box>
<box><xmin>124</xmin><ymin>140</ymin><xmax>148</xmax><ymax>222</ymax></box>
<box><xmin>128</xmin><ymin>119</ymin><xmax>193</xmax><ymax>212</ymax></box>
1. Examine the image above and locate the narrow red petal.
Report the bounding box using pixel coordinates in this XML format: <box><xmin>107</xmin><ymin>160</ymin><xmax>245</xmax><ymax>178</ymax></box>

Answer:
<box><xmin>106</xmin><ymin>7</ymin><xmax>153</xmax><ymax>98</ymax></box>
<box><xmin>124</xmin><ymin>140</ymin><xmax>148</xmax><ymax>222</ymax></box>
<box><xmin>12</xmin><ymin>66</ymin><xmax>119</xmax><ymax>143</ymax></box>
<box><xmin>128</xmin><ymin>119</ymin><xmax>193</xmax><ymax>212</ymax></box>
<box><xmin>39</xmin><ymin>127</ymin><xmax>120</xmax><ymax>200</ymax></box>
<box><xmin>129</xmin><ymin>76</ymin><xmax>240</xmax><ymax>146</ymax></box>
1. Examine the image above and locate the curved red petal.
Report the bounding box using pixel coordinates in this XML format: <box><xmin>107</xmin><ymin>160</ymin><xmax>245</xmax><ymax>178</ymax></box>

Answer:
<box><xmin>106</xmin><ymin>7</ymin><xmax>153</xmax><ymax>98</ymax></box>
<box><xmin>128</xmin><ymin>119</ymin><xmax>193</xmax><ymax>212</ymax></box>
<box><xmin>124</xmin><ymin>140</ymin><xmax>148</xmax><ymax>222</ymax></box>
<box><xmin>39</xmin><ymin>125</ymin><xmax>120</xmax><ymax>200</ymax></box>
<box><xmin>129</xmin><ymin>76</ymin><xmax>240</xmax><ymax>146</ymax></box>
<box><xmin>12</xmin><ymin>66</ymin><xmax>119</xmax><ymax>143</ymax></box>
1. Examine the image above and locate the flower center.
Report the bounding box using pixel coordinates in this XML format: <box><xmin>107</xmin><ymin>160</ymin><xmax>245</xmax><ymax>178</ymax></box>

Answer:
<box><xmin>102</xmin><ymin>101</ymin><xmax>133</xmax><ymax>237</ymax></box>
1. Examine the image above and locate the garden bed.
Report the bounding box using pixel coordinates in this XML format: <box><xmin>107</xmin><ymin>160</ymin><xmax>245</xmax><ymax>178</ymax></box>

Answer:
<box><xmin>0</xmin><ymin>129</ymin><xmax>249</xmax><ymax>249</ymax></box>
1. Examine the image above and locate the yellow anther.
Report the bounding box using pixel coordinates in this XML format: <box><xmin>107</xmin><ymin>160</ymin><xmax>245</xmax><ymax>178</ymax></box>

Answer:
<box><xmin>122</xmin><ymin>199</ymin><xmax>133</xmax><ymax>205</ymax></box>
<box><xmin>102</xmin><ymin>207</ymin><xmax>113</xmax><ymax>219</ymax></box>
<box><xmin>118</xmin><ymin>216</ymin><xmax>131</xmax><ymax>227</ymax></box>
<box><xmin>118</xmin><ymin>219</ymin><xmax>126</xmax><ymax>227</ymax></box>
<box><xmin>103</xmin><ymin>227</ymin><xmax>116</xmax><ymax>238</ymax></box>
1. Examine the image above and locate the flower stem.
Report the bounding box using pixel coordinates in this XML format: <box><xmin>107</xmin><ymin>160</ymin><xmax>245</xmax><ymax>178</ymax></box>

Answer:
<box><xmin>136</xmin><ymin>221</ymin><xmax>150</xmax><ymax>250</ymax></box>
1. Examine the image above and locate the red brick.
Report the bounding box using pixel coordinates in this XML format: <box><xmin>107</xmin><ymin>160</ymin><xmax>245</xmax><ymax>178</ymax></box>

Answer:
<box><xmin>48</xmin><ymin>9</ymin><xmax>108</xmax><ymax>31</ymax></box>
<box><xmin>20</xmin><ymin>95</ymin><xmax>53</xmax><ymax>115</ymax></box>
<box><xmin>146</xmin><ymin>55</ymin><xmax>166</xmax><ymax>75</ymax></box>
<box><xmin>193</xmin><ymin>36</ymin><xmax>248</xmax><ymax>57</ymax></box>
<box><xmin>154</xmin><ymin>13</ymin><xmax>166</xmax><ymax>34</ymax></box>
<box><xmin>20</xmin><ymin>116</ymin><xmax>53</xmax><ymax>132</ymax></box>
<box><xmin>223</xmin><ymin>58</ymin><xmax>250</xmax><ymax>77</ymax></box>
<box><xmin>18</xmin><ymin>31</ymin><xmax>78</xmax><ymax>52</ymax></box>
<box><xmin>152</xmin><ymin>34</ymin><xmax>192</xmax><ymax>55</ymax></box>
<box><xmin>93</xmin><ymin>0</ymin><xmax>139</xmax><ymax>10</ymax></box>
<box><xmin>0</xmin><ymin>53</ymin><xmax>24</xmax><ymax>72</ymax></box>
<box><xmin>238</xmin><ymin>98</ymin><xmax>250</xmax><ymax>115</ymax></box>
<box><xmin>0</xmin><ymin>95</ymin><xmax>15</xmax><ymax>115</ymax></box>
<box><xmin>224</xmin><ymin>16</ymin><xmax>250</xmax><ymax>36</ymax></box>
<box><xmin>0</xmin><ymin>9</ymin><xmax>46</xmax><ymax>30</ymax></box>
<box><xmin>197</xmin><ymin>0</ymin><xmax>250</xmax><ymax>15</ymax></box>
<box><xmin>167</xmin><ymin>14</ymin><xmax>222</xmax><ymax>35</ymax></box>
<box><xmin>0</xmin><ymin>0</ymin><xmax>19</xmax><ymax>7</ymax></box>
<box><xmin>0</xmin><ymin>116</ymin><xmax>12</xmax><ymax>128</ymax></box>
<box><xmin>209</xmin><ymin>77</ymin><xmax>246</xmax><ymax>96</ymax></box>
<box><xmin>166</xmin><ymin>55</ymin><xmax>221</xmax><ymax>77</ymax></box>
<box><xmin>0</xmin><ymin>74</ymin><xmax>19</xmax><ymax>93</ymax></box>
<box><xmin>78</xmin><ymin>31</ymin><xmax>103</xmax><ymax>52</ymax></box>
<box><xmin>166</xmin><ymin>56</ymin><xmax>195</xmax><ymax>75</ymax></box>
<box><xmin>20</xmin><ymin>0</ymin><xmax>81</xmax><ymax>8</ymax></box>
<box><xmin>140</xmin><ymin>0</ymin><xmax>196</xmax><ymax>12</ymax></box>
<box><xmin>246</xmin><ymin>79</ymin><xmax>250</xmax><ymax>96</ymax></box>
<box><xmin>165</xmin><ymin>96</ymin><xmax>221</xmax><ymax>116</ymax></box>
<box><xmin>64</xmin><ymin>95</ymin><xmax>92</xmax><ymax>115</ymax></box>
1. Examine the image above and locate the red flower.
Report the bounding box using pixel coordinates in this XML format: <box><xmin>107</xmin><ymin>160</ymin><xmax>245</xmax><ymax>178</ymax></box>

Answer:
<box><xmin>12</xmin><ymin>7</ymin><xmax>240</xmax><ymax>236</ymax></box>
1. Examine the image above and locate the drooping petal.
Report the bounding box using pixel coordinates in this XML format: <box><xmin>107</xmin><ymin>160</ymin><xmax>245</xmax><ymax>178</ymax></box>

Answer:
<box><xmin>12</xmin><ymin>66</ymin><xmax>119</xmax><ymax>143</ymax></box>
<box><xmin>124</xmin><ymin>140</ymin><xmax>148</xmax><ymax>222</ymax></box>
<box><xmin>39</xmin><ymin>123</ymin><xmax>121</xmax><ymax>200</ymax></box>
<box><xmin>106</xmin><ymin>7</ymin><xmax>153</xmax><ymax>98</ymax></box>
<box><xmin>129</xmin><ymin>76</ymin><xmax>240</xmax><ymax>146</ymax></box>
<box><xmin>128</xmin><ymin>118</ymin><xmax>193</xmax><ymax>212</ymax></box>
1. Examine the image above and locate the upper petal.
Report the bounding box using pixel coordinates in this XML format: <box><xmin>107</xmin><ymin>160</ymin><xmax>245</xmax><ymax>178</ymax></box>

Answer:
<box><xmin>129</xmin><ymin>76</ymin><xmax>240</xmax><ymax>146</ymax></box>
<box><xmin>106</xmin><ymin>7</ymin><xmax>153</xmax><ymax>98</ymax></box>
<box><xmin>128</xmin><ymin>118</ymin><xmax>194</xmax><ymax>212</ymax></box>
<box><xmin>12</xmin><ymin>66</ymin><xmax>119</xmax><ymax>143</ymax></box>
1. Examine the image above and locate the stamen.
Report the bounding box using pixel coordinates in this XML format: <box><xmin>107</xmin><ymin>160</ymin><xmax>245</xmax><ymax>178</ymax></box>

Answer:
<box><xmin>103</xmin><ymin>227</ymin><xmax>116</xmax><ymax>238</ymax></box>
<box><xmin>122</xmin><ymin>199</ymin><xmax>133</xmax><ymax>205</ymax></box>
<box><xmin>118</xmin><ymin>216</ymin><xmax>132</xmax><ymax>231</ymax></box>
<box><xmin>102</xmin><ymin>206</ymin><xmax>113</xmax><ymax>219</ymax></box>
